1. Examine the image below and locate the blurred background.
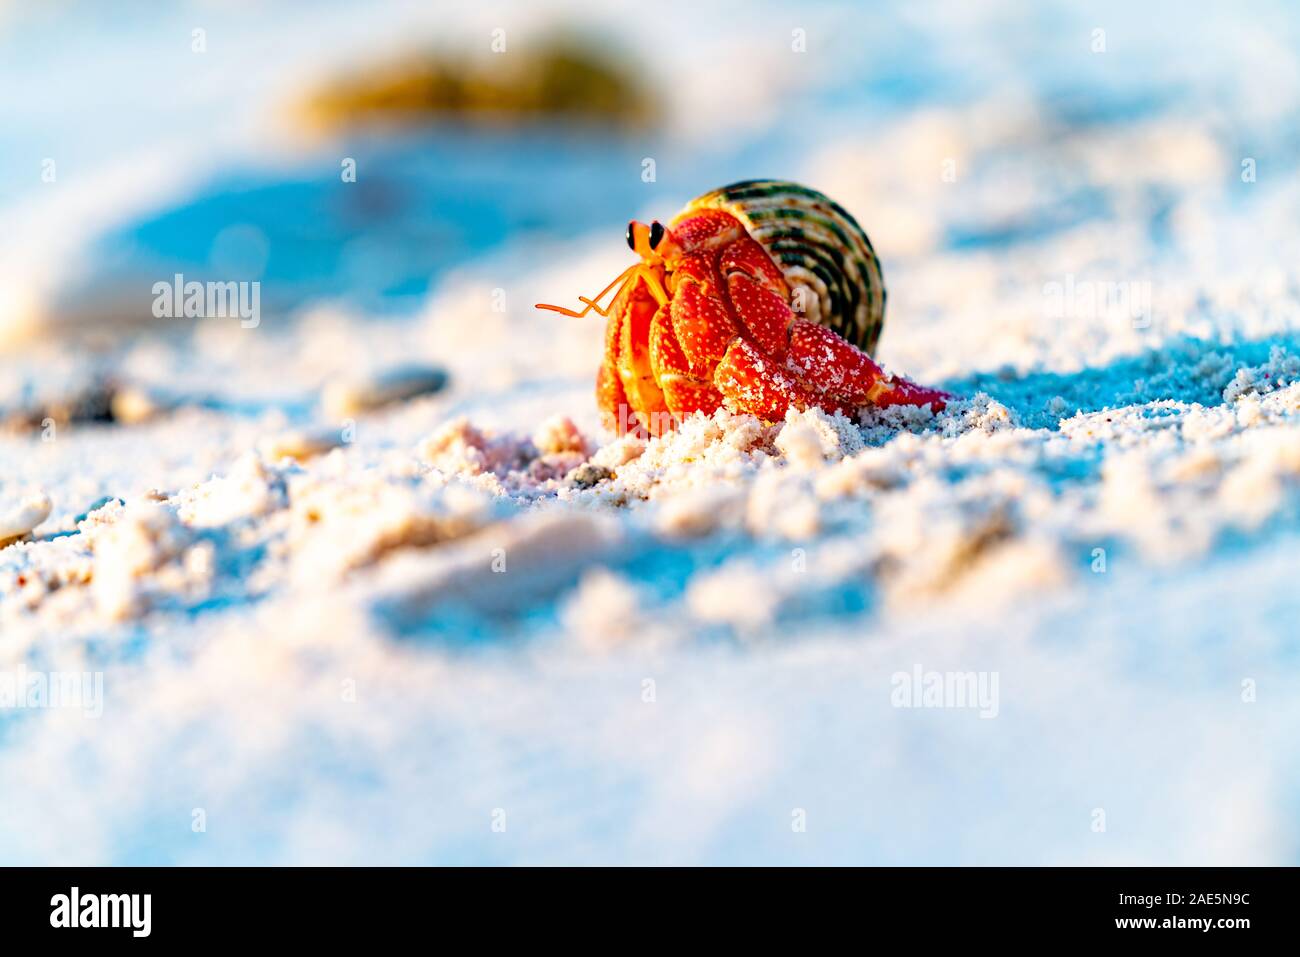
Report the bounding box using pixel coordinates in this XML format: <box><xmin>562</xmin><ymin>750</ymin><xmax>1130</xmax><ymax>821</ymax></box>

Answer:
<box><xmin>5</xmin><ymin>0</ymin><xmax>1298</xmax><ymax>348</ymax></box>
<box><xmin>3</xmin><ymin>0</ymin><xmax>1300</xmax><ymax>865</ymax></box>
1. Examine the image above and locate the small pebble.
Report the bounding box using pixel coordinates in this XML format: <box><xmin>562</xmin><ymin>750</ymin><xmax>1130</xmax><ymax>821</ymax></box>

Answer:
<box><xmin>259</xmin><ymin>426</ymin><xmax>345</xmax><ymax>462</ymax></box>
<box><xmin>1</xmin><ymin>384</ymin><xmax>114</xmax><ymax>433</ymax></box>
<box><xmin>0</xmin><ymin>490</ymin><xmax>53</xmax><ymax>547</ymax></box>
<box><xmin>323</xmin><ymin>364</ymin><xmax>449</xmax><ymax>417</ymax></box>
<box><xmin>569</xmin><ymin>463</ymin><xmax>613</xmax><ymax>488</ymax></box>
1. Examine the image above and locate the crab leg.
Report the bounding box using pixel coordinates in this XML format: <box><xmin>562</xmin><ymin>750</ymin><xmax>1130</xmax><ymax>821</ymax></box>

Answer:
<box><xmin>786</xmin><ymin>320</ymin><xmax>949</xmax><ymax>411</ymax></box>
<box><xmin>713</xmin><ymin>337</ymin><xmax>833</xmax><ymax>421</ymax></box>
<box><xmin>669</xmin><ymin>268</ymin><xmax>741</xmax><ymax>369</ymax></box>
<box><xmin>596</xmin><ymin>330</ymin><xmax>635</xmax><ymax>434</ymax></box>
<box><xmin>608</xmin><ymin>283</ymin><xmax>671</xmax><ymax>435</ymax></box>
<box><xmin>724</xmin><ymin>272</ymin><xmax>795</xmax><ymax>359</ymax></box>
<box><xmin>719</xmin><ymin>236</ymin><xmax>793</xmax><ymax>358</ymax></box>
<box><xmin>536</xmin><ymin>264</ymin><xmax>669</xmax><ymax>319</ymax></box>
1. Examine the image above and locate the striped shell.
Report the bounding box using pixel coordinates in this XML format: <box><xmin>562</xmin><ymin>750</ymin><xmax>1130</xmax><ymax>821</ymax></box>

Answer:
<box><xmin>676</xmin><ymin>179</ymin><xmax>886</xmax><ymax>355</ymax></box>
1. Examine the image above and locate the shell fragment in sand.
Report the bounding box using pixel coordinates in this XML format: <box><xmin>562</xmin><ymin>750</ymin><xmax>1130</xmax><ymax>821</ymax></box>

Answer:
<box><xmin>323</xmin><ymin>365</ymin><xmax>449</xmax><ymax>418</ymax></box>
<box><xmin>0</xmin><ymin>490</ymin><xmax>53</xmax><ymax>546</ymax></box>
<box><xmin>258</xmin><ymin>427</ymin><xmax>345</xmax><ymax>462</ymax></box>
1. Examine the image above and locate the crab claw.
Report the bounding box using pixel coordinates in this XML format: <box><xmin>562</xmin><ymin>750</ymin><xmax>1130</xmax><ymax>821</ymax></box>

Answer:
<box><xmin>869</xmin><ymin>376</ymin><xmax>952</xmax><ymax>411</ymax></box>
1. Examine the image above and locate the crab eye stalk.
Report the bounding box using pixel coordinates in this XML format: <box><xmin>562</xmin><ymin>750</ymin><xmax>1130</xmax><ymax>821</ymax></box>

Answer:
<box><xmin>649</xmin><ymin>221</ymin><xmax>665</xmax><ymax>250</ymax></box>
<box><xmin>625</xmin><ymin>222</ymin><xmax>636</xmax><ymax>251</ymax></box>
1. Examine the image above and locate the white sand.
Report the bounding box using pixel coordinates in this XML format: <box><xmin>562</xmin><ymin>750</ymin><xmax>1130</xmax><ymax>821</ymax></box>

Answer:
<box><xmin>3</xmin><ymin>1</ymin><xmax>1300</xmax><ymax>864</ymax></box>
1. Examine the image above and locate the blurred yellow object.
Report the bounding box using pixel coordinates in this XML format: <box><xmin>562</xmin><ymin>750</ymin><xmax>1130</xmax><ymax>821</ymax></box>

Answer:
<box><xmin>0</xmin><ymin>284</ymin><xmax>44</xmax><ymax>351</ymax></box>
<box><xmin>298</xmin><ymin>35</ymin><xmax>657</xmax><ymax>132</ymax></box>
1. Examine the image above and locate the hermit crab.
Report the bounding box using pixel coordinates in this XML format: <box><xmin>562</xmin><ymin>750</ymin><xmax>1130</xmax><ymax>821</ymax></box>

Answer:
<box><xmin>537</xmin><ymin>179</ymin><xmax>949</xmax><ymax>435</ymax></box>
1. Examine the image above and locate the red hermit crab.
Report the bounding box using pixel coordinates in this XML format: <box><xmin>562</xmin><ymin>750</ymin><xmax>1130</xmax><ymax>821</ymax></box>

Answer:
<box><xmin>537</xmin><ymin>180</ymin><xmax>949</xmax><ymax>436</ymax></box>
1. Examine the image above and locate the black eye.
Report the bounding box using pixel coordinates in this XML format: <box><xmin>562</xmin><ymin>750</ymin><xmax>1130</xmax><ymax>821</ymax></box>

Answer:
<box><xmin>649</xmin><ymin>221</ymin><xmax>665</xmax><ymax>249</ymax></box>
<box><xmin>625</xmin><ymin>223</ymin><xmax>636</xmax><ymax>251</ymax></box>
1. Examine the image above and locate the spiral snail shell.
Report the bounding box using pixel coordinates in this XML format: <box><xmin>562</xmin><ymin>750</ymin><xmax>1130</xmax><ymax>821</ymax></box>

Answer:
<box><xmin>673</xmin><ymin>179</ymin><xmax>886</xmax><ymax>356</ymax></box>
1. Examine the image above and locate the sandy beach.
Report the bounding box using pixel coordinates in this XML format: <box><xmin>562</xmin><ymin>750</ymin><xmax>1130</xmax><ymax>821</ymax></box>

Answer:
<box><xmin>2</xmin><ymin>0</ymin><xmax>1299</xmax><ymax>864</ymax></box>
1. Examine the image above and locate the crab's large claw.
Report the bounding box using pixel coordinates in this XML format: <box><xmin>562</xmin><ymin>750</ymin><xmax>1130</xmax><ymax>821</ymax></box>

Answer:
<box><xmin>648</xmin><ymin>305</ymin><xmax>722</xmax><ymax>427</ymax></box>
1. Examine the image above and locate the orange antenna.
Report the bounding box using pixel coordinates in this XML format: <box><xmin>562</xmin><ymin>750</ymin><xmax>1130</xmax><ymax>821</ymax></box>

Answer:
<box><xmin>535</xmin><ymin>264</ymin><xmax>638</xmax><ymax>319</ymax></box>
